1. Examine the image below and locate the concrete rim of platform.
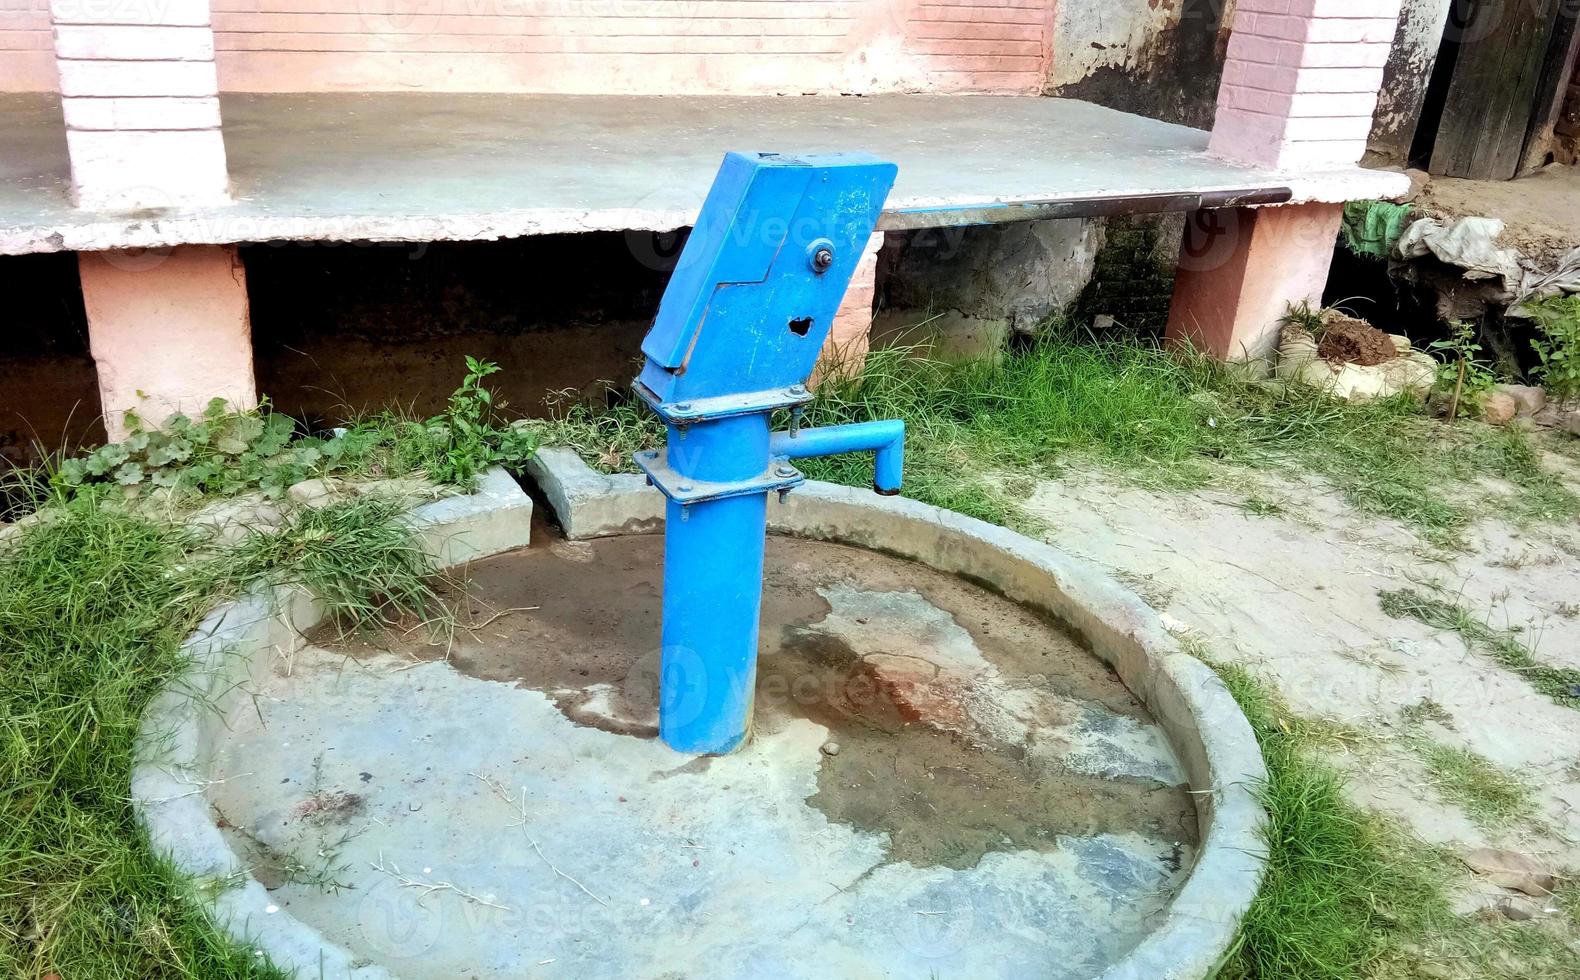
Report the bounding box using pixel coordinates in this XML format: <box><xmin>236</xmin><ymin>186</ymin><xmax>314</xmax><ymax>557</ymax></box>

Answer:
<box><xmin>131</xmin><ymin>453</ymin><xmax>1267</xmax><ymax>980</ymax></box>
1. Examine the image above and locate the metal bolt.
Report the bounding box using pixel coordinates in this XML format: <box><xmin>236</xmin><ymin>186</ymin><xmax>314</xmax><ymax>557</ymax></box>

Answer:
<box><xmin>678</xmin><ymin>483</ymin><xmax>693</xmax><ymax>492</ymax></box>
<box><xmin>645</xmin><ymin>450</ymin><xmax>659</xmax><ymax>458</ymax></box>
<box><xmin>774</xmin><ymin>464</ymin><xmax>797</xmax><ymax>478</ymax></box>
<box><xmin>811</xmin><ymin>247</ymin><xmax>834</xmax><ymax>273</ymax></box>
<box><xmin>788</xmin><ymin>384</ymin><xmax>806</xmax><ymax>396</ymax></box>
<box><xmin>673</xmin><ymin>402</ymin><xmax>693</xmax><ymax>413</ymax></box>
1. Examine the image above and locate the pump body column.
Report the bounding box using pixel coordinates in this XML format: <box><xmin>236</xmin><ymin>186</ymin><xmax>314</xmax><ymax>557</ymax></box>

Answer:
<box><xmin>657</xmin><ymin>416</ymin><xmax>772</xmax><ymax>753</ymax></box>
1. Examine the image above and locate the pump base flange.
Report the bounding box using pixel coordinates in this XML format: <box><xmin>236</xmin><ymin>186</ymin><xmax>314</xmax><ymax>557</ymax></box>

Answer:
<box><xmin>633</xmin><ymin>447</ymin><xmax>805</xmax><ymax>505</ymax></box>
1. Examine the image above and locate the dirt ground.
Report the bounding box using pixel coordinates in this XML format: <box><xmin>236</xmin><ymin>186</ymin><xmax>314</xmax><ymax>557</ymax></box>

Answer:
<box><xmin>1417</xmin><ymin>164</ymin><xmax>1580</xmax><ymax>263</ymax></box>
<box><xmin>1021</xmin><ymin>461</ymin><xmax>1580</xmax><ymax>916</ymax></box>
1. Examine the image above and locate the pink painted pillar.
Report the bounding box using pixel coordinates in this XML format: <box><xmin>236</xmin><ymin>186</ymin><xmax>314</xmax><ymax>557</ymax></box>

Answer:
<box><xmin>1167</xmin><ymin>0</ymin><xmax>1402</xmax><ymax>362</ymax></box>
<box><xmin>51</xmin><ymin>0</ymin><xmax>252</xmax><ymax>440</ymax></box>
<box><xmin>818</xmin><ymin>231</ymin><xmax>885</xmax><ymax>381</ymax></box>
<box><xmin>50</xmin><ymin>0</ymin><xmax>231</xmax><ymax>210</ymax></box>
<box><xmin>80</xmin><ymin>247</ymin><xmax>255</xmax><ymax>440</ymax></box>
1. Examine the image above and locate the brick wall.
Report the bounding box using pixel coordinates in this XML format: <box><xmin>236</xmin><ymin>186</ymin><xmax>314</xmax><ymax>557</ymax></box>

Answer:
<box><xmin>49</xmin><ymin>0</ymin><xmax>230</xmax><ymax>207</ymax></box>
<box><xmin>1209</xmin><ymin>0</ymin><xmax>1403</xmax><ymax>169</ymax></box>
<box><xmin>1</xmin><ymin>1</ymin><xmax>53</xmax><ymax>88</ymax></box>
<box><xmin>1074</xmin><ymin>213</ymin><xmax>1183</xmax><ymax>335</ymax></box>
<box><xmin>1</xmin><ymin>0</ymin><xmax>1052</xmax><ymax>93</ymax></box>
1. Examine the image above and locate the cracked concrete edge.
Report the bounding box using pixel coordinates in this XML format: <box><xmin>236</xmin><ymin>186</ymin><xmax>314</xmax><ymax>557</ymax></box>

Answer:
<box><xmin>131</xmin><ymin>467</ymin><xmax>533</xmax><ymax>980</ymax></box>
<box><xmin>529</xmin><ymin>447</ymin><xmax>1270</xmax><ymax>980</ymax></box>
<box><xmin>0</xmin><ymin>173</ymin><xmax>1406</xmax><ymax>258</ymax></box>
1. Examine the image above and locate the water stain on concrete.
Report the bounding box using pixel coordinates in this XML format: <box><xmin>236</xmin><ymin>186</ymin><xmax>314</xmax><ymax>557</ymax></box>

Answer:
<box><xmin>320</xmin><ymin>530</ymin><xmax>1198</xmax><ymax>875</ymax></box>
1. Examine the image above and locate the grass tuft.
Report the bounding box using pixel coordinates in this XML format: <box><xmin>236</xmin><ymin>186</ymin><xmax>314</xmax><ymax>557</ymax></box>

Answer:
<box><xmin>529</xmin><ymin>334</ymin><xmax>1579</xmax><ymax>544</ymax></box>
<box><xmin>227</xmin><ymin>494</ymin><xmax>447</xmax><ymax>635</ymax></box>
<box><xmin>1411</xmin><ymin>740</ymin><xmax>1535</xmax><ymax>828</ymax></box>
<box><xmin>1209</xmin><ymin>659</ymin><xmax>1580</xmax><ymax>979</ymax></box>
<box><xmin>1379</xmin><ymin>587</ymin><xmax>1580</xmax><ymax>710</ymax></box>
<box><xmin>0</xmin><ymin>483</ymin><xmax>446</xmax><ymax>977</ymax></box>
<box><xmin>0</xmin><ymin>490</ymin><xmax>286</xmax><ymax>978</ymax></box>
<box><xmin>1211</xmin><ymin>661</ymin><xmax>1442</xmax><ymax>979</ymax></box>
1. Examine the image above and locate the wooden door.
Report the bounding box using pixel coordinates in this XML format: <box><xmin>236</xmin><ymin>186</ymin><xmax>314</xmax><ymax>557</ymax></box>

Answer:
<box><xmin>1430</xmin><ymin>0</ymin><xmax>1565</xmax><ymax>179</ymax></box>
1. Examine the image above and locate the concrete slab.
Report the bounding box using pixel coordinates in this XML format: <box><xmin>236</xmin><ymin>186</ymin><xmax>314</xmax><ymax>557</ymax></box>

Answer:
<box><xmin>0</xmin><ymin>93</ymin><xmax>1410</xmax><ymax>256</ymax></box>
<box><xmin>132</xmin><ymin>458</ymin><xmax>1267</xmax><ymax>980</ymax></box>
<box><xmin>207</xmin><ymin>532</ymin><xmax>1196</xmax><ymax>979</ymax></box>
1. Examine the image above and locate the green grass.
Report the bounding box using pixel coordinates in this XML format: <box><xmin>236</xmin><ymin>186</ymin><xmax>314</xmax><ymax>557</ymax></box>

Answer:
<box><xmin>1379</xmin><ymin>587</ymin><xmax>1580</xmax><ymax>710</ymax></box>
<box><xmin>527</xmin><ymin>335</ymin><xmax>1580</xmax><ymax>544</ymax></box>
<box><xmin>1210</xmin><ymin>660</ymin><xmax>1580</xmax><ymax>979</ymax></box>
<box><xmin>1410</xmin><ymin>740</ymin><xmax>1535</xmax><ymax>829</ymax></box>
<box><xmin>0</xmin><ymin>486</ymin><xmax>443</xmax><ymax>977</ymax></box>
<box><xmin>226</xmin><ymin>494</ymin><xmax>448</xmax><ymax>635</ymax></box>
<box><xmin>1211</xmin><ymin>661</ymin><xmax>1442</xmax><ymax>978</ymax></box>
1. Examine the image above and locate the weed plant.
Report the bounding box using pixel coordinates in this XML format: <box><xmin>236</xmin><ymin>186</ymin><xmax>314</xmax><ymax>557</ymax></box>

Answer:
<box><xmin>0</xmin><ymin>485</ymin><xmax>443</xmax><ymax>977</ymax></box>
<box><xmin>531</xmin><ymin>334</ymin><xmax>1578</xmax><ymax>544</ymax></box>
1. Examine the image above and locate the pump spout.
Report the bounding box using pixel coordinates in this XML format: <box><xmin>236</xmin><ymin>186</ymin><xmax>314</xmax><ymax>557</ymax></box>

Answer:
<box><xmin>769</xmin><ymin>420</ymin><xmax>905</xmax><ymax>494</ymax></box>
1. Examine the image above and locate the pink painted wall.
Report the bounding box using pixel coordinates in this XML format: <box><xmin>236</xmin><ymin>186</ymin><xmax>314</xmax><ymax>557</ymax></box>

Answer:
<box><xmin>1210</xmin><ymin>0</ymin><xmax>1404</xmax><ymax>169</ymax></box>
<box><xmin>80</xmin><ymin>245</ymin><xmax>256</xmax><ymax>438</ymax></box>
<box><xmin>1</xmin><ymin>2</ymin><xmax>53</xmax><ymax>88</ymax></box>
<box><xmin>3</xmin><ymin>0</ymin><xmax>1052</xmax><ymax>94</ymax></box>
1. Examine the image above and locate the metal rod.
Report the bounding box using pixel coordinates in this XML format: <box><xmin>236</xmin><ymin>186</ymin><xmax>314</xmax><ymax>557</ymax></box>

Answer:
<box><xmin>876</xmin><ymin>187</ymin><xmax>1295</xmax><ymax>230</ymax></box>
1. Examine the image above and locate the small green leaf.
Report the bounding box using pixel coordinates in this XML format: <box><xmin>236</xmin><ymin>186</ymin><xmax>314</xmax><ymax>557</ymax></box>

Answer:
<box><xmin>56</xmin><ymin>458</ymin><xmax>88</xmax><ymax>487</ymax></box>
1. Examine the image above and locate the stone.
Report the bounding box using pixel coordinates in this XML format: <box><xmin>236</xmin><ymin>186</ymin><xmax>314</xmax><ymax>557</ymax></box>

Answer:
<box><xmin>1460</xmin><ymin>848</ymin><xmax>1557</xmax><ymax>897</ymax></box>
<box><xmin>1564</xmin><ymin>410</ymin><xmax>1580</xmax><ymax>437</ymax></box>
<box><xmin>1404</xmin><ymin>168</ymin><xmax>1431</xmax><ymax>202</ymax></box>
<box><xmin>819</xmin><ymin>740</ymin><xmax>840</xmax><ymax>757</ymax></box>
<box><xmin>1282</xmin><ymin>345</ymin><xmax>1435</xmax><ymax>402</ymax></box>
<box><xmin>1478</xmin><ymin>392</ymin><xmax>1518</xmax><ymax>426</ymax></box>
<box><xmin>1494</xmin><ymin>897</ymin><xmax>1542</xmax><ymax>922</ymax></box>
<box><xmin>1274</xmin><ymin>332</ymin><xmax>1321</xmax><ymax>381</ymax></box>
<box><xmin>190</xmin><ymin>491</ymin><xmax>284</xmax><ymax>545</ymax></box>
<box><xmin>881</xmin><ymin>217</ymin><xmax>1105</xmax><ymax>338</ymax></box>
<box><xmin>1492</xmin><ymin>383</ymin><xmax>1546</xmax><ymax>416</ymax></box>
<box><xmin>351</xmin><ymin>475</ymin><xmax>444</xmax><ymax>503</ymax></box>
<box><xmin>286</xmin><ymin>477</ymin><xmax>343</xmax><ymax>507</ymax></box>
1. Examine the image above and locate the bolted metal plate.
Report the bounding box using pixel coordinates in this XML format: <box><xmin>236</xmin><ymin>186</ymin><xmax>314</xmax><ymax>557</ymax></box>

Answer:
<box><xmin>632</xmin><ymin>379</ymin><xmax>814</xmax><ymax>425</ymax></box>
<box><xmin>633</xmin><ymin>447</ymin><xmax>804</xmax><ymax>505</ymax></box>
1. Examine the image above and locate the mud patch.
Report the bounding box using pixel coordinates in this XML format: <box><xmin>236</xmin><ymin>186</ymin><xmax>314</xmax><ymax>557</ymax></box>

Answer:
<box><xmin>1319</xmin><ymin>315</ymin><xmax>1398</xmax><ymax>367</ymax></box>
<box><xmin>777</xmin><ymin>624</ymin><xmax>1196</xmax><ymax>869</ymax></box>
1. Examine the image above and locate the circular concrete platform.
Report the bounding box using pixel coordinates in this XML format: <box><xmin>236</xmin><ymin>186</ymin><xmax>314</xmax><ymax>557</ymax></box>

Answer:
<box><xmin>212</xmin><ymin>533</ymin><xmax>1198</xmax><ymax>978</ymax></box>
<box><xmin>132</xmin><ymin>463</ymin><xmax>1266</xmax><ymax>979</ymax></box>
